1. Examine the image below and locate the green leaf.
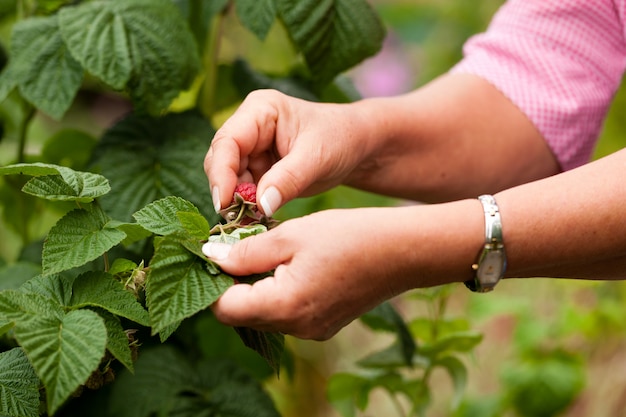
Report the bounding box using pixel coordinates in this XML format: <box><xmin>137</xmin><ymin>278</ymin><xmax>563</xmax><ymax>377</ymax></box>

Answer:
<box><xmin>0</xmin><ymin>65</ymin><xmax>19</xmax><ymax>104</ymax></box>
<box><xmin>420</xmin><ymin>332</ymin><xmax>483</xmax><ymax>358</ymax></box>
<box><xmin>18</xmin><ymin>274</ymin><xmax>75</xmax><ymax>307</ymax></box>
<box><xmin>69</xmin><ymin>271</ymin><xmax>150</xmax><ymax>326</ymax></box>
<box><xmin>58</xmin><ymin>0</ymin><xmax>200</xmax><ymax>114</ymax></box>
<box><xmin>0</xmin><ymin>162</ymin><xmax>111</xmax><ymax>202</ymax></box>
<box><xmin>108</xmin><ymin>221</ymin><xmax>152</xmax><ymax>246</ymax></box>
<box><xmin>327</xmin><ymin>373</ymin><xmax>372</xmax><ymax>417</ymax></box>
<box><xmin>99</xmin><ymin>311</ymin><xmax>135</xmax><ymax>372</ymax></box>
<box><xmin>110</xmin><ymin>345</ymin><xmax>281</xmax><ymax>417</ymax></box>
<box><xmin>8</xmin><ymin>14</ymin><xmax>83</xmax><ymax>119</ymax></box>
<box><xmin>360</xmin><ymin>302</ymin><xmax>417</xmax><ymax>367</ymax></box>
<box><xmin>177</xmin><ymin>211</ymin><xmax>211</xmax><ymax>240</ymax></box>
<box><xmin>132</xmin><ymin>196</ymin><xmax>201</xmax><ymax>236</ymax></box>
<box><xmin>0</xmin><ymin>348</ymin><xmax>40</xmax><ymax>417</ymax></box>
<box><xmin>42</xmin><ymin>206</ymin><xmax>127</xmax><ymax>275</ymax></box>
<box><xmin>15</xmin><ymin>309</ymin><xmax>107</xmax><ymax>416</ymax></box>
<box><xmin>0</xmin><ymin>290</ymin><xmax>64</xmax><ymax>323</ymax></box>
<box><xmin>235</xmin><ymin>0</ymin><xmax>277</xmax><ymax>40</ymax></box>
<box><xmin>276</xmin><ymin>0</ymin><xmax>385</xmax><ymax>84</ymax></box>
<box><xmin>357</xmin><ymin>341</ymin><xmax>426</xmax><ymax>370</ymax></box>
<box><xmin>146</xmin><ymin>236</ymin><xmax>233</xmax><ymax>336</ymax></box>
<box><xmin>435</xmin><ymin>356</ymin><xmax>468</xmax><ymax>410</ymax></box>
<box><xmin>91</xmin><ymin>111</ymin><xmax>218</xmax><ymax>224</ymax></box>
<box><xmin>109</xmin><ymin>345</ymin><xmax>196</xmax><ymax>417</ymax></box>
<box><xmin>22</xmin><ymin>173</ymin><xmax>110</xmax><ymax>202</ymax></box>
<box><xmin>208</xmin><ymin>224</ymin><xmax>268</xmax><ymax>245</ymax></box>
<box><xmin>234</xmin><ymin>327</ymin><xmax>284</xmax><ymax>376</ymax></box>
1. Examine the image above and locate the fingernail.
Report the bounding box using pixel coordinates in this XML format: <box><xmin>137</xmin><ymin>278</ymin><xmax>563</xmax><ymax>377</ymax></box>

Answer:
<box><xmin>202</xmin><ymin>242</ymin><xmax>231</xmax><ymax>260</ymax></box>
<box><xmin>212</xmin><ymin>186</ymin><xmax>221</xmax><ymax>212</ymax></box>
<box><xmin>260</xmin><ymin>186</ymin><xmax>281</xmax><ymax>217</ymax></box>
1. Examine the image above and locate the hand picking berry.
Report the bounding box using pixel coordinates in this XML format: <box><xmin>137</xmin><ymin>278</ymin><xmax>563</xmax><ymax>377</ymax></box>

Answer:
<box><xmin>213</xmin><ymin>182</ymin><xmax>278</xmax><ymax>231</ymax></box>
<box><xmin>233</xmin><ymin>182</ymin><xmax>257</xmax><ymax>205</ymax></box>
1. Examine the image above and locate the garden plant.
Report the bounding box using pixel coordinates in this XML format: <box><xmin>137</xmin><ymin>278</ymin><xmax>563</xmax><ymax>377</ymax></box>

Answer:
<box><xmin>2</xmin><ymin>1</ymin><xmax>624</xmax><ymax>417</ymax></box>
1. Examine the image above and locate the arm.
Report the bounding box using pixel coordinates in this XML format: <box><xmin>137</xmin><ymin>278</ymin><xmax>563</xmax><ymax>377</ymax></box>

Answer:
<box><xmin>206</xmin><ymin>72</ymin><xmax>559</xmax><ymax>215</ymax></box>
<box><xmin>207</xmin><ymin>150</ymin><xmax>626</xmax><ymax>340</ymax></box>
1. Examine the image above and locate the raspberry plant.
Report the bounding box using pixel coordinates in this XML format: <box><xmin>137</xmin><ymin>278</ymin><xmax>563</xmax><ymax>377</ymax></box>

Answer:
<box><xmin>0</xmin><ymin>1</ymin><xmax>483</xmax><ymax>416</ymax></box>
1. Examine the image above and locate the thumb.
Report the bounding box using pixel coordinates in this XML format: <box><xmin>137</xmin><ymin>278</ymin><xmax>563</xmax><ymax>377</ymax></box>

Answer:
<box><xmin>202</xmin><ymin>231</ymin><xmax>289</xmax><ymax>276</ymax></box>
<box><xmin>256</xmin><ymin>149</ymin><xmax>327</xmax><ymax>217</ymax></box>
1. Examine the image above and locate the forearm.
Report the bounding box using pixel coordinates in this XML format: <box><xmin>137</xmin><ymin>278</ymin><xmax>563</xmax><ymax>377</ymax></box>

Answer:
<box><xmin>496</xmin><ymin>149</ymin><xmax>626</xmax><ymax>280</ymax></box>
<box><xmin>346</xmin><ymin>73</ymin><xmax>560</xmax><ymax>202</ymax></box>
<box><xmin>401</xmin><ymin>149</ymin><xmax>626</xmax><ymax>292</ymax></box>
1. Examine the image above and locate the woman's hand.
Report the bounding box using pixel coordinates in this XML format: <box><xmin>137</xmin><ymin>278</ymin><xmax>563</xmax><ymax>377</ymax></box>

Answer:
<box><xmin>204</xmin><ymin>202</ymin><xmax>483</xmax><ymax>340</ymax></box>
<box><xmin>205</xmin><ymin>89</ymin><xmax>376</xmax><ymax>217</ymax></box>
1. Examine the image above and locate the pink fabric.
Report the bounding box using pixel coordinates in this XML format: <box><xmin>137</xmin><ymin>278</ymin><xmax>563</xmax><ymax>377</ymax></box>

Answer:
<box><xmin>451</xmin><ymin>0</ymin><xmax>626</xmax><ymax>171</ymax></box>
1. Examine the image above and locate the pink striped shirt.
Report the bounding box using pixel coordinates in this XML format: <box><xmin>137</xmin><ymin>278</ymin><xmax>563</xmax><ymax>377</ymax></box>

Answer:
<box><xmin>451</xmin><ymin>0</ymin><xmax>626</xmax><ymax>171</ymax></box>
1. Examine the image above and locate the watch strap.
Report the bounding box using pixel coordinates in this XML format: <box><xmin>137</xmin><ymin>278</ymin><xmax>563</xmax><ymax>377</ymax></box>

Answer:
<box><xmin>465</xmin><ymin>195</ymin><xmax>507</xmax><ymax>292</ymax></box>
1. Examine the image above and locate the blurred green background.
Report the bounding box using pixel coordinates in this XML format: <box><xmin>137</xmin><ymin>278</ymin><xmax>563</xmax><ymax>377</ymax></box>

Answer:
<box><xmin>271</xmin><ymin>1</ymin><xmax>626</xmax><ymax>417</ymax></box>
<box><xmin>1</xmin><ymin>0</ymin><xmax>626</xmax><ymax>416</ymax></box>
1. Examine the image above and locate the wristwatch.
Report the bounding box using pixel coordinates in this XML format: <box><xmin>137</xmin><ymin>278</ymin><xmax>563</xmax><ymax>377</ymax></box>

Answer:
<box><xmin>464</xmin><ymin>195</ymin><xmax>507</xmax><ymax>293</ymax></box>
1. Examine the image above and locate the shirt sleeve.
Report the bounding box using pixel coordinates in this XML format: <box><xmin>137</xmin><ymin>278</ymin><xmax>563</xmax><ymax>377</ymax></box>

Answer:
<box><xmin>450</xmin><ymin>0</ymin><xmax>626</xmax><ymax>171</ymax></box>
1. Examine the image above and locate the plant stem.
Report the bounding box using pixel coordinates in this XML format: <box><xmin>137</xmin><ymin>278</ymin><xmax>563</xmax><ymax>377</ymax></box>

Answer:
<box><xmin>103</xmin><ymin>251</ymin><xmax>110</xmax><ymax>273</ymax></box>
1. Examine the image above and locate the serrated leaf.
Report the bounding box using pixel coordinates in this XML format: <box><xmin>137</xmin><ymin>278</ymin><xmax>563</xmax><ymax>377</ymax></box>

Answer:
<box><xmin>0</xmin><ymin>290</ymin><xmax>65</xmax><ymax>323</ymax></box>
<box><xmin>99</xmin><ymin>311</ymin><xmax>135</xmax><ymax>372</ymax></box>
<box><xmin>177</xmin><ymin>211</ymin><xmax>211</xmax><ymax>240</ymax></box>
<box><xmin>18</xmin><ymin>274</ymin><xmax>75</xmax><ymax>307</ymax></box>
<box><xmin>276</xmin><ymin>0</ymin><xmax>385</xmax><ymax>84</ymax></box>
<box><xmin>58</xmin><ymin>0</ymin><xmax>200</xmax><ymax>114</ymax></box>
<box><xmin>234</xmin><ymin>327</ymin><xmax>284</xmax><ymax>376</ymax></box>
<box><xmin>69</xmin><ymin>271</ymin><xmax>150</xmax><ymax>326</ymax></box>
<box><xmin>235</xmin><ymin>0</ymin><xmax>277</xmax><ymax>40</ymax></box>
<box><xmin>146</xmin><ymin>236</ymin><xmax>233</xmax><ymax>336</ymax></box>
<box><xmin>14</xmin><ymin>309</ymin><xmax>107</xmax><ymax>416</ymax></box>
<box><xmin>0</xmin><ymin>348</ymin><xmax>40</xmax><ymax>417</ymax></box>
<box><xmin>132</xmin><ymin>196</ymin><xmax>201</xmax><ymax>236</ymax></box>
<box><xmin>0</xmin><ymin>162</ymin><xmax>111</xmax><ymax>202</ymax></box>
<box><xmin>9</xmin><ymin>14</ymin><xmax>83</xmax><ymax>119</ymax></box>
<box><xmin>42</xmin><ymin>206</ymin><xmax>127</xmax><ymax>275</ymax></box>
<box><xmin>91</xmin><ymin>111</ymin><xmax>218</xmax><ymax>224</ymax></box>
<box><xmin>22</xmin><ymin>173</ymin><xmax>110</xmax><ymax>202</ymax></box>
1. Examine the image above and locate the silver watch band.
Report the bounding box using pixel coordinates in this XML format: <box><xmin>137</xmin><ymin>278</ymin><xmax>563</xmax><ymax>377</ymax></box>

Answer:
<box><xmin>465</xmin><ymin>195</ymin><xmax>507</xmax><ymax>292</ymax></box>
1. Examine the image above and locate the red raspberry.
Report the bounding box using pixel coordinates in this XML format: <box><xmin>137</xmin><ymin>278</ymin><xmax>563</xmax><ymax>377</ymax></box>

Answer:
<box><xmin>233</xmin><ymin>182</ymin><xmax>257</xmax><ymax>204</ymax></box>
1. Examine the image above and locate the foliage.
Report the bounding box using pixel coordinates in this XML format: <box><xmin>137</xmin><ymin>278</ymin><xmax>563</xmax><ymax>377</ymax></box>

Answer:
<box><xmin>0</xmin><ymin>0</ymin><xmax>398</xmax><ymax>416</ymax></box>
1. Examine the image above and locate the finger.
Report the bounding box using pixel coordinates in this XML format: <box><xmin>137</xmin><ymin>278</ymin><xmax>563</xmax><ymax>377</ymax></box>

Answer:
<box><xmin>203</xmin><ymin>228</ymin><xmax>290</xmax><ymax>276</ymax></box>
<box><xmin>205</xmin><ymin>90</ymin><xmax>281</xmax><ymax>210</ymax></box>
<box><xmin>256</xmin><ymin>147</ymin><xmax>326</xmax><ymax>217</ymax></box>
<box><xmin>211</xmin><ymin>278</ymin><xmax>285</xmax><ymax>330</ymax></box>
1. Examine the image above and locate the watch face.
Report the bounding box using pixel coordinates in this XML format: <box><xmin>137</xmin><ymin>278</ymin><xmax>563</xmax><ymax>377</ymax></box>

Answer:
<box><xmin>477</xmin><ymin>250</ymin><xmax>506</xmax><ymax>287</ymax></box>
